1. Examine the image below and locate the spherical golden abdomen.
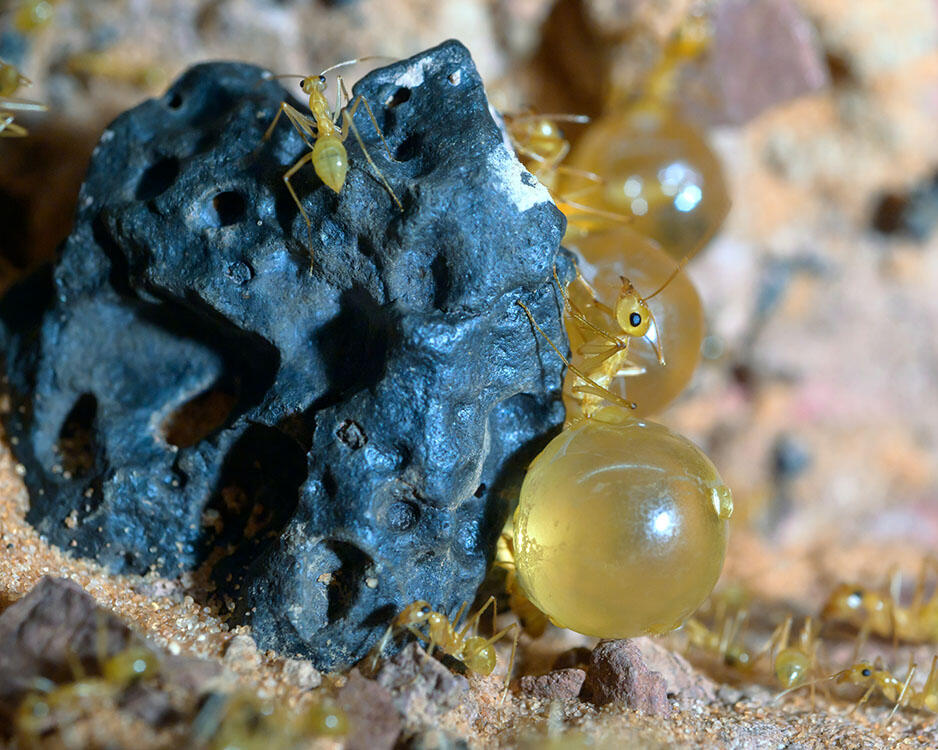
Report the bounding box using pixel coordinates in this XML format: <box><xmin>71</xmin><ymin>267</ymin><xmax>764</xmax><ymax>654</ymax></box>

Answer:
<box><xmin>513</xmin><ymin>413</ymin><xmax>731</xmax><ymax>638</ymax></box>
<box><xmin>561</xmin><ymin>111</ymin><xmax>729</xmax><ymax>260</ymax></box>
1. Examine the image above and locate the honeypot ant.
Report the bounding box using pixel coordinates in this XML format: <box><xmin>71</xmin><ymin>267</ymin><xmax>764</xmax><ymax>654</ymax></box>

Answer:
<box><xmin>370</xmin><ymin>596</ymin><xmax>519</xmax><ymax>693</ymax></box>
<box><xmin>504</xmin><ymin>112</ymin><xmax>632</xmax><ymax>236</ymax></box>
<box><xmin>833</xmin><ymin>655</ymin><xmax>938</xmax><ymax>720</ymax></box>
<box><xmin>822</xmin><ymin>559</ymin><xmax>938</xmax><ymax>644</ymax></box>
<box><xmin>0</xmin><ymin>60</ymin><xmax>47</xmax><ymax>137</ymax></box>
<box><xmin>518</xmin><ymin>257</ymin><xmax>686</xmax><ymax>417</ymax></box>
<box><xmin>262</xmin><ymin>57</ymin><xmax>403</xmax><ymax>269</ymax></box>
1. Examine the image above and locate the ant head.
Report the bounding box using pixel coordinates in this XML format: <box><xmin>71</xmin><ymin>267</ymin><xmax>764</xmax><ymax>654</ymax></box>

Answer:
<box><xmin>300</xmin><ymin>75</ymin><xmax>327</xmax><ymax>94</ymax></box>
<box><xmin>821</xmin><ymin>584</ymin><xmax>868</xmax><ymax>620</ymax></box>
<box><xmin>837</xmin><ymin>662</ymin><xmax>876</xmax><ymax>685</ymax></box>
<box><xmin>614</xmin><ymin>280</ymin><xmax>652</xmax><ymax>338</ymax></box>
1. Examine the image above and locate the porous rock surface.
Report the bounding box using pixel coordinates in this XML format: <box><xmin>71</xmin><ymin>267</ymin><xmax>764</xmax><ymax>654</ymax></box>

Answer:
<box><xmin>0</xmin><ymin>41</ymin><xmax>569</xmax><ymax>669</ymax></box>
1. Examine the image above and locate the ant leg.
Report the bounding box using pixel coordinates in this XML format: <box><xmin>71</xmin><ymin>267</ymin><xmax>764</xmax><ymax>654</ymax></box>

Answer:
<box><xmin>555</xmin><ymin>198</ymin><xmax>634</xmax><ymax>226</ymax></box>
<box><xmin>921</xmin><ymin>654</ymin><xmax>938</xmax><ymax>699</ymax></box>
<box><xmin>553</xmin><ymin>266</ymin><xmax>621</xmax><ymax>345</ymax></box>
<box><xmin>458</xmin><ymin>596</ymin><xmax>496</xmax><ymax>639</ymax></box>
<box><xmin>368</xmin><ymin>624</ymin><xmax>396</xmax><ymax>673</ymax></box>
<box><xmin>753</xmin><ymin>617</ymin><xmax>790</xmax><ymax>670</ymax></box>
<box><xmin>0</xmin><ymin>114</ymin><xmax>27</xmax><ymax>137</ymax></box>
<box><xmin>339</xmin><ymin>105</ymin><xmax>403</xmax><ymax>211</ymax></box>
<box><xmin>497</xmin><ymin>623</ymin><xmax>520</xmax><ymax>705</ymax></box>
<box><xmin>340</xmin><ymin>84</ymin><xmax>398</xmax><ymax>165</ymax></box>
<box><xmin>849</xmin><ymin>683</ymin><xmax>878</xmax><ymax>717</ymax></box>
<box><xmin>886</xmin><ymin>566</ymin><xmax>903</xmax><ymax>647</ymax></box>
<box><xmin>263</xmin><ymin>101</ymin><xmax>317</xmax><ymax>148</ymax></box>
<box><xmin>282</xmin><ymin>151</ymin><xmax>316</xmax><ymax>271</ymax></box>
<box><xmin>613</xmin><ymin>364</ymin><xmax>647</xmax><ymax>378</ymax></box>
<box><xmin>886</xmin><ymin>659</ymin><xmax>916</xmax><ymax>723</ymax></box>
<box><xmin>405</xmin><ymin>623</ymin><xmax>432</xmax><ymax>654</ymax></box>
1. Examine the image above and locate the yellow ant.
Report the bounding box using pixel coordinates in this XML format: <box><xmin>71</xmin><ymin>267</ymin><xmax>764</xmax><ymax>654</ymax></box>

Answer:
<box><xmin>14</xmin><ymin>628</ymin><xmax>161</xmax><ymax>743</ymax></box>
<box><xmin>0</xmin><ymin>60</ymin><xmax>47</xmax><ymax>137</ymax></box>
<box><xmin>518</xmin><ymin>257</ymin><xmax>687</xmax><ymax>419</ymax></box>
<box><xmin>683</xmin><ymin>606</ymin><xmax>754</xmax><ymax>672</ymax></box>
<box><xmin>191</xmin><ymin>690</ymin><xmax>348</xmax><ymax>749</ymax></box>
<box><xmin>821</xmin><ymin>559</ymin><xmax>938</xmax><ymax>644</ymax></box>
<box><xmin>262</xmin><ymin>58</ymin><xmax>403</xmax><ymax>269</ymax></box>
<box><xmin>763</xmin><ymin>615</ymin><xmax>824</xmax><ymax>696</ymax></box>
<box><xmin>503</xmin><ymin>111</ymin><xmax>632</xmax><ymax>237</ymax></box>
<box><xmin>371</xmin><ymin>596</ymin><xmax>519</xmax><ymax>691</ymax></box>
<box><xmin>505</xmin><ymin>261</ymin><xmax>730</xmax><ymax>638</ymax></box>
<box><xmin>830</xmin><ymin>655</ymin><xmax>938</xmax><ymax>720</ymax></box>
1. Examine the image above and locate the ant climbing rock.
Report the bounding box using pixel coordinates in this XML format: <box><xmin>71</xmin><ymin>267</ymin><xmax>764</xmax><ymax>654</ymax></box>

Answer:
<box><xmin>262</xmin><ymin>58</ymin><xmax>403</xmax><ymax>269</ymax></box>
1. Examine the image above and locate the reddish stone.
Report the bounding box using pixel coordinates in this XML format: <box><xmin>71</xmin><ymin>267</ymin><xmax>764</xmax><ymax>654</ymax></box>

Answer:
<box><xmin>583</xmin><ymin>639</ymin><xmax>671</xmax><ymax>715</ymax></box>
<box><xmin>708</xmin><ymin>0</ymin><xmax>829</xmax><ymax>124</ymax></box>
<box><xmin>338</xmin><ymin>669</ymin><xmax>402</xmax><ymax>750</ymax></box>
<box><xmin>520</xmin><ymin>668</ymin><xmax>587</xmax><ymax>700</ymax></box>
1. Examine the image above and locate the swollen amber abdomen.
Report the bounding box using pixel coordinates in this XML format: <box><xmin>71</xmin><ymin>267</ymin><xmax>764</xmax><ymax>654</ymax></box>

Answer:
<box><xmin>513</xmin><ymin>413</ymin><xmax>731</xmax><ymax>638</ymax></box>
<box><xmin>561</xmin><ymin>111</ymin><xmax>729</xmax><ymax>261</ymax></box>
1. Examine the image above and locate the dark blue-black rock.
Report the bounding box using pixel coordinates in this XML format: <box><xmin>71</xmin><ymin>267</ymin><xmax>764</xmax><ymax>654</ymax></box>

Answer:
<box><xmin>0</xmin><ymin>41</ymin><xmax>570</xmax><ymax>670</ymax></box>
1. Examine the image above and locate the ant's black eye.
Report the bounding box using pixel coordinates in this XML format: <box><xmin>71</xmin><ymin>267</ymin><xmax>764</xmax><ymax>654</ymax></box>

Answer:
<box><xmin>862</xmin><ymin>668</ymin><xmax>871</xmax><ymax>677</ymax></box>
<box><xmin>629</xmin><ymin>313</ymin><xmax>642</xmax><ymax>327</ymax></box>
<box><xmin>319</xmin><ymin>75</ymin><xmax>326</xmax><ymax>83</ymax></box>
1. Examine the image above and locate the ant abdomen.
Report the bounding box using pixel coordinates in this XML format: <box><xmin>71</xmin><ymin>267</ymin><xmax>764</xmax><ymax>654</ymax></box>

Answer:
<box><xmin>513</xmin><ymin>412</ymin><xmax>732</xmax><ymax>639</ymax></box>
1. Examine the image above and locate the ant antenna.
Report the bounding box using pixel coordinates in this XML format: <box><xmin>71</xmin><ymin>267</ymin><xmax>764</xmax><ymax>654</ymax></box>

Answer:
<box><xmin>643</xmin><ymin>309</ymin><xmax>666</xmax><ymax>366</ymax></box>
<box><xmin>319</xmin><ymin>56</ymin><xmax>397</xmax><ymax>77</ymax></box>
<box><xmin>772</xmin><ymin>671</ymin><xmax>837</xmax><ymax>703</ymax></box>
<box><xmin>644</xmin><ymin>253</ymin><xmax>691</xmax><ymax>301</ymax></box>
<box><xmin>262</xmin><ymin>72</ymin><xmax>308</xmax><ymax>81</ymax></box>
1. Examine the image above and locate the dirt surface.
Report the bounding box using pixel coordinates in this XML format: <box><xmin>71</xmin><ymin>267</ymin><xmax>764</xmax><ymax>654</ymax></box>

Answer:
<box><xmin>3</xmin><ymin>0</ymin><xmax>938</xmax><ymax>747</ymax></box>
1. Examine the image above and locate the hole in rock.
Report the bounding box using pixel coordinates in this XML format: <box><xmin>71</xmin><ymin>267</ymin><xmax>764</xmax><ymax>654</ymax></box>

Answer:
<box><xmin>394</xmin><ymin>132</ymin><xmax>422</xmax><ymax>162</ymax></box>
<box><xmin>385</xmin><ymin>87</ymin><xmax>410</xmax><ymax>108</ymax></box>
<box><xmin>0</xmin><ymin>186</ymin><xmax>31</xmax><ymax>268</ymax></box>
<box><xmin>162</xmin><ymin>386</ymin><xmax>237</xmax><ymax>449</ymax></box>
<box><xmin>198</xmin><ymin>423</ymin><xmax>307</xmax><ymax>586</ymax></box>
<box><xmin>57</xmin><ymin>393</ymin><xmax>98</xmax><ymax>478</ymax></box>
<box><xmin>323</xmin><ymin>540</ymin><xmax>372</xmax><ymax>624</ymax></box>
<box><xmin>430</xmin><ymin>252</ymin><xmax>452</xmax><ymax>309</ymax></box>
<box><xmin>210</xmin><ymin>190</ymin><xmax>247</xmax><ymax>227</ymax></box>
<box><xmin>135</xmin><ymin>156</ymin><xmax>180</xmax><ymax>201</ymax></box>
<box><xmin>316</xmin><ymin>286</ymin><xmax>397</xmax><ymax>401</ymax></box>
